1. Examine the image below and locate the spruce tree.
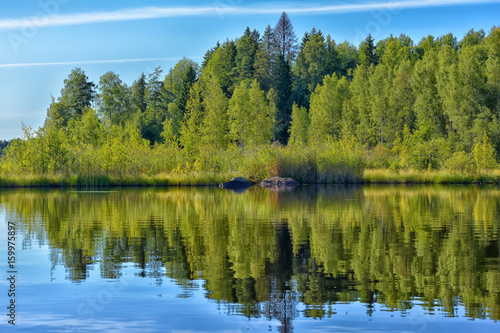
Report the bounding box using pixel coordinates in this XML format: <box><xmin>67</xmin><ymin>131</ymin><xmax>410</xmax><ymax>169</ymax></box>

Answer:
<box><xmin>274</xmin><ymin>12</ymin><xmax>298</xmax><ymax>63</ymax></box>
<box><xmin>359</xmin><ymin>33</ymin><xmax>378</xmax><ymax>66</ymax></box>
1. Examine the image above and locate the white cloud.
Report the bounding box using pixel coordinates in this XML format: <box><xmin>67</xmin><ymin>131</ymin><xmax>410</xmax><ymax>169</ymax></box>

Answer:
<box><xmin>0</xmin><ymin>57</ymin><xmax>199</xmax><ymax>69</ymax></box>
<box><xmin>0</xmin><ymin>0</ymin><xmax>498</xmax><ymax>30</ymax></box>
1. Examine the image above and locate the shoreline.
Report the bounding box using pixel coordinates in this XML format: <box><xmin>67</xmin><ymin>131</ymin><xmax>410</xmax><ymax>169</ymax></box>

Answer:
<box><xmin>1</xmin><ymin>169</ymin><xmax>499</xmax><ymax>188</ymax></box>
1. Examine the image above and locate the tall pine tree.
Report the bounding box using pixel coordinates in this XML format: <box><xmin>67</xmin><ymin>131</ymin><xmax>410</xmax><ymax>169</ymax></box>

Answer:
<box><xmin>274</xmin><ymin>12</ymin><xmax>299</xmax><ymax>63</ymax></box>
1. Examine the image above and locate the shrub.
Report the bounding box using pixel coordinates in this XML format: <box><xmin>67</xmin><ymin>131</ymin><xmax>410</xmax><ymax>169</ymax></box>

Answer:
<box><xmin>444</xmin><ymin>151</ymin><xmax>475</xmax><ymax>173</ymax></box>
<box><xmin>474</xmin><ymin>133</ymin><xmax>497</xmax><ymax>171</ymax></box>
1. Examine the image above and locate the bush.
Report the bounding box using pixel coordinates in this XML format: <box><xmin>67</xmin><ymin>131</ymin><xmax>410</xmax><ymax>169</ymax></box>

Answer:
<box><xmin>444</xmin><ymin>151</ymin><xmax>475</xmax><ymax>173</ymax></box>
<box><xmin>474</xmin><ymin>133</ymin><xmax>497</xmax><ymax>171</ymax></box>
<box><xmin>365</xmin><ymin>144</ymin><xmax>393</xmax><ymax>169</ymax></box>
<box><xmin>240</xmin><ymin>145</ymin><xmax>276</xmax><ymax>182</ymax></box>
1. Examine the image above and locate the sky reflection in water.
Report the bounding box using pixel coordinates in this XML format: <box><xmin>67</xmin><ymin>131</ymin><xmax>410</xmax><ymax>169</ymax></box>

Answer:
<box><xmin>0</xmin><ymin>185</ymin><xmax>499</xmax><ymax>332</ymax></box>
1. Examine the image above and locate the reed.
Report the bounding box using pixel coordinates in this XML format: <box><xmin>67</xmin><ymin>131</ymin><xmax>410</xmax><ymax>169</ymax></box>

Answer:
<box><xmin>2</xmin><ymin>143</ymin><xmax>500</xmax><ymax>187</ymax></box>
<box><xmin>363</xmin><ymin>169</ymin><xmax>500</xmax><ymax>184</ymax></box>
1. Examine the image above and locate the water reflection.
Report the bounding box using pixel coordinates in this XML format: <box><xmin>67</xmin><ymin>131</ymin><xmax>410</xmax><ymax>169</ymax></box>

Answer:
<box><xmin>1</xmin><ymin>185</ymin><xmax>500</xmax><ymax>332</ymax></box>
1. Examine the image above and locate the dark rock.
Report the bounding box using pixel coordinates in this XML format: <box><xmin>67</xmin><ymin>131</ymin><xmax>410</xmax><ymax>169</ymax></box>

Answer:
<box><xmin>219</xmin><ymin>177</ymin><xmax>252</xmax><ymax>190</ymax></box>
<box><xmin>259</xmin><ymin>177</ymin><xmax>300</xmax><ymax>190</ymax></box>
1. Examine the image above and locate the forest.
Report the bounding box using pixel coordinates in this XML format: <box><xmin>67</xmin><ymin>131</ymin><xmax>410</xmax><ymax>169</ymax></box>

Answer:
<box><xmin>1</xmin><ymin>12</ymin><xmax>500</xmax><ymax>185</ymax></box>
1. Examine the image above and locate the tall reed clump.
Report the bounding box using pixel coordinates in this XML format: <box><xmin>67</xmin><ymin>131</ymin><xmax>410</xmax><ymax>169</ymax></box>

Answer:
<box><xmin>271</xmin><ymin>140</ymin><xmax>365</xmax><ymax>184</ymax></box>
<box><xmin>363</xmin><ymin>168</ymin><xmax>500</xmax><ymax>184</ymax></box>
<box><xmin>239</xmin><ymin>145</ymin><xmax>279</xmax><ymax>182</ymax></box>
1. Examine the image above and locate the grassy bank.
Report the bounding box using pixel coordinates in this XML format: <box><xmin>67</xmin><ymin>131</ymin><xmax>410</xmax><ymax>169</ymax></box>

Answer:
<box><xmin>363</xmin><ymin>169</ymin><xmax>500</xmax><ymax>184</ymax></box>
<box><xmin>2</xmin><ymin>137</ymin><xmax>500</xmax><ymax>187</ymax></box>
<box><xmin>0</xmin><ymin>172</ymin><xmax>243</xmax><ymax>188</ymax></box>
<box><xmin>0</xmin><ymin>141</ymin><xmax>366</xmax><ymax>187</ymax></box>
<box><xmin>2</xmin><ymin>168</ymin><xmax>500</xmax><ymax>188</ymax></box>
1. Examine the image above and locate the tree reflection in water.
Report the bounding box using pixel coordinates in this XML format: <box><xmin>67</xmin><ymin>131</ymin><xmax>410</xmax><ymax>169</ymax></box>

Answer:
<box><xmin>2</xmin><ymin>185</ymin><xmax>500</xmax><ymax>332</ymax></box>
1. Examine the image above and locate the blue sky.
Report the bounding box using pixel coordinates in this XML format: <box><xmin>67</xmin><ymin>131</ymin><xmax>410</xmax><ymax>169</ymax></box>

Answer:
<box><xmin>0</xmin><ymin>0</ymin><xmax>499</xmax><ymax>140</ymax></box>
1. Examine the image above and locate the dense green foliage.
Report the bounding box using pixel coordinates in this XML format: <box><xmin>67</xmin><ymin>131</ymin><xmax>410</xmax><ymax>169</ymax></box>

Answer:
<box><xmin>1</xmin><ymin>13</ymin><xmax>500</xmax><ymax>184</ymax></box>
<box><xmin>0</xmin><ymin>140</ymin><xmax>11</xmax><ymax>156</ymax></box>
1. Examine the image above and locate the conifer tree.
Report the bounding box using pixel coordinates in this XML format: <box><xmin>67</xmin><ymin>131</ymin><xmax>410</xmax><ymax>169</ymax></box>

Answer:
<box><xmin>177</xmin><ymin>65</ymin><xmax>197</xmax><ymax>113</ymax></box>
<box><xmin>45</xmin><ymin>68</ymin><xmax>96</xmax><ymax>128</ymax></box>
<box><xmin>131</xmin><ymin>73</ymin><xmax>147</xmax><ymax>114</ymax></box>
<box><xmin>254</xmin><ymin>25</ymin><xmax>276</xmax><ymax>92</ymax></box>
<box><xmin>274</xmin><ymin>12</ymin><xmax>299</xmax><ymax>63</ymax></box>
<box><xmin>359</xmin><ymin>33</ymin><xmax>378</xmax><ymax>66</ymax></box>
<box><xmin>202</xmin><ymin>41</ymin><xmax>237</xmax><ymax>97</ymax></box>
<box><xmin>294</xmin><ymin>29</ymin><xmax>329</xmax><ymax>94</ymax></box>
<box><xmin>141</xmin><ymin>67</ymin><xmax>167</xmax><ymax>144</ymax></box>
<box><xmin>235</xmin><ymin>27</ymin><xmax>260</xmax><ymax>83</ymax></box>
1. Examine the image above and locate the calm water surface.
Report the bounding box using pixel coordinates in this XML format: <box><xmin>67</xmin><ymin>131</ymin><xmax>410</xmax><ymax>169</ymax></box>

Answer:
<box><xmin>0</xmin><ymin>185</ymin><xmax>499</xmax><ymax>332</ymax></box>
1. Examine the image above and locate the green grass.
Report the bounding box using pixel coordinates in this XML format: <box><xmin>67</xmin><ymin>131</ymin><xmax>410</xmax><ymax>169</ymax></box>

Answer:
<box><xmin>2</xmin><ymin>168</ymin><xmax>500</xmax><ymax>188</ymax></box>
<box><xmin>0</xmin><ymin>171</ymin><xmax>244</xmax><ymax>188</ymax></box>
<box><xmin>363</xmin><ymin>168</ymin><xmax>500</xmax><ymax>184</ymax></box>
<box><xmin>2</xmin><ymin>151</ymin><xmax>500</xmax><ymax>188</ymax></box>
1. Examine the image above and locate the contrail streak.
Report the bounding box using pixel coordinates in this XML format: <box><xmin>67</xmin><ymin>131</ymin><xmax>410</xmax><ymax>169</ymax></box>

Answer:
<box><xmin>0</xmin><ymin>0</ymin><xmax>498</xmax><ymax>30</ymax></box>
<box><xmin>0</xmin><ymin>57</ymin><xmax>197</xmax><ymax>69</ymax></box>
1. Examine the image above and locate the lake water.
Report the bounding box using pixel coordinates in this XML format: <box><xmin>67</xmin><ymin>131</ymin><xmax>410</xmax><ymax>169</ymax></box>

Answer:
<box><xmin>0</xmin><ymin>185</ymin><xmax>499</xmax><ymax>332</ymax></box>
